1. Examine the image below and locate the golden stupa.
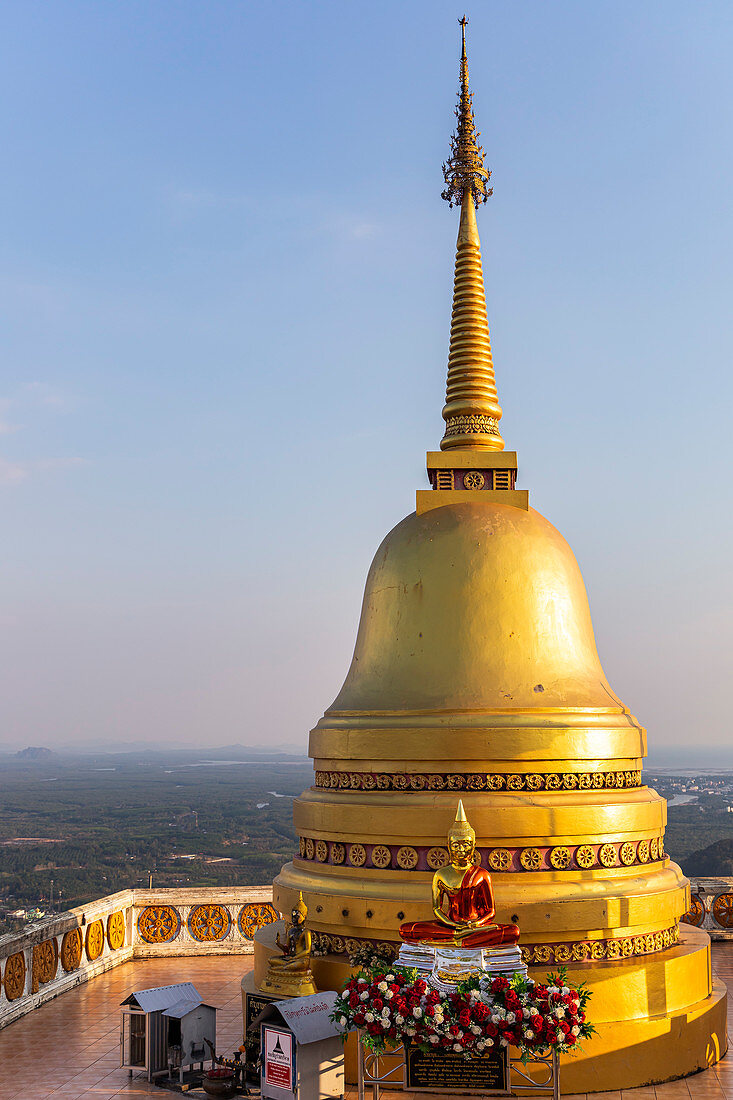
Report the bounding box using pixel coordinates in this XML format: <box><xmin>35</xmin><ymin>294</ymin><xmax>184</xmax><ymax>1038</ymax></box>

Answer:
<box><xmin>261</xmin><ymin>19</ymin><xmax>727</xmax><ymax>1092</ymax></box>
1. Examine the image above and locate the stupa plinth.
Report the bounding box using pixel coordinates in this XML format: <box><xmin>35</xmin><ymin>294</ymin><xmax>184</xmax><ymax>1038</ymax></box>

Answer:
<box><xmin>259</xmin><ymin>18</ymin><xmax>727</xmax><ymax>1091</ymax></box>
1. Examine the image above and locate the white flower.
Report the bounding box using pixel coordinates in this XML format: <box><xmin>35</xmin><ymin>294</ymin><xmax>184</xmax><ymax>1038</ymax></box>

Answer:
<box><xmin>412</xmin><ymin>1007</ymin><xmax>423</xmax><ymax>1018</ymax></box>
<box><xmin>524</xmin><ymin>1029</ymin><xmax>534</xmax><ymax>1039</ymax></box>
<box><xmin>506</xmin><ymin>1012</ymin><xmax>515</xmax><ymax>1024</ymax></box>
<box><xmin>500</xmin><ymin>1038</ymin><xmax>508</xmax><ymax>1047</ymax></box>
<box><xmin>429</xmin><ymin>1035</ymin><xmax>439</xmax><ymax>1044</ymax></box>
<box><xmin>453</xmin><ymin>1044</ymin><xmax>463</xmax><ymax>1052</ymax></box>
<box><xmin>554</xmin><ymin>1007</ymin><xmax>565</xmax><ymax>1019</ymax></box>
<box><xmin>571</xmin><ymin>1025</ymin><xmax>580</xmax><ymax>1036</ymax></box>
<box><xmin>381</xmin><ymin>1019</ymin><xmax>390</xmax><ymax>1029</ymax></box>
<box><xmin>340</xmin><ymin>1015</ymin><xmax>347</xmax><ymax>1026</ymax></box>
<box><xmin>385</xmin><ymin>991</ymin><xmax>393</xmax><ymax>1000</ymax></box>
<box><xmin>562</xmin><ymin>986</ymin><xmax>570</xmax><ymax>995</ymax></box>
<box><xmin>357</xmin><ymin>977</ymin><xmax>367</xmax><ymax>984</ymax></box>
<box><xmin>378</xmin><ymin>981</ymin><xmax>388</xmax><ymax>992</ymax></box>
<box><xmin>485</xmin><ymin>1038</ymin><xmax>494</xmax><ymax>1048</ymax></box>
<box><xmin>405</xmin><ymin>1027</ymin><xmax>416</xmax><ymax>1037</ymax></box>
<box><xmin>470</xmin><ymin>1025</ymin><xmax>481</xmax><ymax>1035</ymax></box>
<box><xmin>341</xmin><ymin>990</ymin><xmax>350</xmax><ymax>999</ymax></box>
<box><xmin>365</xmin><ymin>1012</ymin><xmax>374</xmax><ymax>1023</ymax></box>
<box><xmin>360</xmin><ymin>992</ymin><xmax>369</xmax><ymax>1001</ymax></box>
<box><xmin>385</xmin><ymin>973</ymin><xmax>394</xmax><ymax>981</ymax></box>
<box><xmin>395</xmin><ymin>1014</ymin><xmax>404</xmax><ymax>1024</ymax></box>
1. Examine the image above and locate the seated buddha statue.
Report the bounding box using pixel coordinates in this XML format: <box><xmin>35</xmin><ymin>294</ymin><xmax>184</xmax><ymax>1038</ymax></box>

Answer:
<box><xmin>399</xmin><ymin>801</ymin><xmax>520</xmax><ymax>949</ymax></box>
<box><xmin>260</xmin><ymin>892</ymin><xmax>318</xmax><ymax>997</ymax></box>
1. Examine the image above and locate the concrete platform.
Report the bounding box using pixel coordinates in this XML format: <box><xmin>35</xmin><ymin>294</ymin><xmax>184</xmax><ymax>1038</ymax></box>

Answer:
<box><xmin>0</xmin><ymin>948</ymin><xmax>732</xmax><ymax>1099</ymax></box>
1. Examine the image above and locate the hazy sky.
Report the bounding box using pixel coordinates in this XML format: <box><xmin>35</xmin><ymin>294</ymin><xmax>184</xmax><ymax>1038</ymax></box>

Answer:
<box><xmin>1</xmin><ymin>1</ymin><xmax>731</xmax><ymax>755</ymax></box>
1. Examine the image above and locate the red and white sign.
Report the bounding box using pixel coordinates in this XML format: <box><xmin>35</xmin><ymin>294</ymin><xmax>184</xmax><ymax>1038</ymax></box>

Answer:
<box><xmin>264</xmin><ymin>1027</ymin><xmax>294</xmax><ymax>1090</ymax></box>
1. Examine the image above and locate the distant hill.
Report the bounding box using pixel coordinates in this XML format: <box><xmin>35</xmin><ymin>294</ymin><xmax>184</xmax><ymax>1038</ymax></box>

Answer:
<box><xmin>15</xmin><ymin>747</ymin><xmax>56</xmax><ymax>761</ymax></box>
<box><xmin>684</xmin><ymin>839</ymin><xmax>733</xmax><ymax>876</ymax></box>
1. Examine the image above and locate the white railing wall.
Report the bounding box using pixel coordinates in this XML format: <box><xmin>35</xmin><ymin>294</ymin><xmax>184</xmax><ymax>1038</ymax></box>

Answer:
<box><xmin>0</xmin><ymin>886</ymin><xmax>276</xmax><ymax>1030</ymax></box>
<box><xmin>684</xmin><ymin>877</ymin><xmax>733</xmax><ymax>939</ymax></box>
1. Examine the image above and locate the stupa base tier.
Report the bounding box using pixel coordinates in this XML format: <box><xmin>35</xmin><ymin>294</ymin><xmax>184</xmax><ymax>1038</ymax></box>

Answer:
<box><xmin>274</xmin><ymin>861</ymin><xmax>690</xmax><ymax>942</ymax></box>
<box><xmin>250</xmin><ymin>926</ymin><xmax>726</xmax><ymax>1092</ymax></box>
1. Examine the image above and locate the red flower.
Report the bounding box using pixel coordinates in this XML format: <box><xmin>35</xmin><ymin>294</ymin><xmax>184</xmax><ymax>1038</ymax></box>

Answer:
<box><xmin>372</xmin><ymin>997</ymin><xmax>383</xmax><ymax>1011</ymax></box>
<box><xmin>491</xmin><ymin>976</ymin><xmax>510</xmax><ymax>993</ymax></box>
<box><xmin>459</xmin><ymin>1010</ymin><xmax>471</xmax><ymax>1028</ymax></box>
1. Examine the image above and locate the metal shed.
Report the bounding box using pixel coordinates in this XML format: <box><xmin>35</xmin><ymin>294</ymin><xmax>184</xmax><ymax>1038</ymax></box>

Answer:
<box><xmin>120</xmin><ymin>982</ymin><xmax>216</xmax><ymax>1083</ymax></box>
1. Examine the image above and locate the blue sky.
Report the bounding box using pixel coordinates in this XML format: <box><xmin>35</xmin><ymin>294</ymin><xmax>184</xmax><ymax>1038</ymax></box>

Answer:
<box><xmin>0</xmin><ymin>1</ymin><xmax>731</xmax><ymax>753</ymax></box>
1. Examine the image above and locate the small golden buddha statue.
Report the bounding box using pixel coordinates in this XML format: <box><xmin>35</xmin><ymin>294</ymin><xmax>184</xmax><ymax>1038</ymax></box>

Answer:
<box><xmin>400</xmin><ymin>801</ymin><xmax>520</xmax><ymax>949</ymax></box>
<box><xmin>260</xmin><ymin>892</ymin><xmax>318</xmax><ymax>997</ymax></box>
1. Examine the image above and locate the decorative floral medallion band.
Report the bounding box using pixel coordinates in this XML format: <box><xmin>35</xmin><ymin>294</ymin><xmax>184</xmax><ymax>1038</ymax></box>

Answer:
<box><xmin>298</xmin><ymin>835</ymin><xmax>665</xmax><ymax>872</ymax></box>
<box><xmin>443</xmin><ymin>414</ymin><xmax>502</xmax><ymax>438</ymax></box>
<box><xmin>314</xmin><ymin>769</ymin><xmax>643</xmax><ymax>792</ymax></box>
<box><xmin>136</xmin><ymin>901</ymin><xmax>279</xmax><ymax>944</ymax></box>
<box><xmin>311</xmin><ymin>923</ymin><xmax>680</xmax><ymax>964</ymax></box>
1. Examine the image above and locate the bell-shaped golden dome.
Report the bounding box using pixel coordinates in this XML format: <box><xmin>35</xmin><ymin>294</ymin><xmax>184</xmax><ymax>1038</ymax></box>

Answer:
<box><xmin>330</xmin><ymin>502</ymin><xmax>621</xmax><ymax>715</ymax></box>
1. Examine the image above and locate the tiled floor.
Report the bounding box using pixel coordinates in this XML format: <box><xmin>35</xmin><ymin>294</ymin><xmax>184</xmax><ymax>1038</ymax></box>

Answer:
<box><xmin>0</xmin><ymin>955</ymin><xmax>245</xmax><ymax>1100</ymax></box>
<box><xmin>0</xmin><ymin>948</ymin><xmax>731</xmax><ymax>1099</ymax></box>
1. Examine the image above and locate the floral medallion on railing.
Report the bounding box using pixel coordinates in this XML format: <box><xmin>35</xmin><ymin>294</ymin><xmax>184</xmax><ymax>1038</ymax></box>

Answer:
<box><xmin>188</xmin><ymin>904</ymin><xmax>231</xmax><ymax>942</ymax></box>
<box><xmin>682</xmin><ymin>894</ymin><xmax>705</xmax><ymax>927</ymax></box>
<box><xmin>712</xmin><ymin>892</ymin><xmax>733</xmax><ymax>929</ymax></box>
<box><xmin>137</xmin><ymin>905</ymin><xmax>181</xmax><ymax>944</ymax></box>
<box><xmin>3</xmin><ymin>951</ymin><xmax>27</xmax><ymax>1001</ymax></box>
<box><xmin>238</xmin><ymin>902</ymin><xmax>279</xmax><ymax>940</ymax></box>
<box><xmin>85</xmin><ymin>919</ymin><xmax>105</xmax><ymax>962</ymax></box>
<box><xmin>107</xmin><ymin>910</ymin><xmax>126</xmax><ymax>951</ymax></box>
<box><xmin>61</xmin><ymin>928</ymin><xmax>83</xmax><ymax>972</ymax></box>
<box><xmin>31</xmin><ymin>938</ymin><xmax>58</xmax><ymax>992</ymax></box>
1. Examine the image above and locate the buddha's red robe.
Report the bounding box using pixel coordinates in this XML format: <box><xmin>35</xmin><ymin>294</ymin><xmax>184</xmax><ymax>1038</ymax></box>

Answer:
<box><xmin>399</xmin><ymin>865</ymin><xmax>519</xmax><ymax>948</ymax></box>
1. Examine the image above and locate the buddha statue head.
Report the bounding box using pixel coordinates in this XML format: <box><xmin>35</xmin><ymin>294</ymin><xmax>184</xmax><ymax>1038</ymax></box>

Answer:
<box><xmin>291</xmin><ymin>891</ymin><xmax>308</xmax><ymax>927</ymax></box>
<box><xmin>447</xmin><ymin>800</ymin><xmax>476</xmax><ymax>869</ymax></box>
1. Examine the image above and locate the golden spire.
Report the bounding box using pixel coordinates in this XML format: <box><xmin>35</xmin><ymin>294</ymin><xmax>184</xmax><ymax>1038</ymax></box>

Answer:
<box><xmin>440</xmin><ymin>17</ymin><xmax>504</xmax><ymax>452</ymax></box>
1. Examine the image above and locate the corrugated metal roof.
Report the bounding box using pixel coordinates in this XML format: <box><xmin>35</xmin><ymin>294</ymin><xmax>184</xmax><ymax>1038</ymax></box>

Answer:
<box><xmin>162</xmin><ymin>998</ymin><xmax>214</xmax><ymax>1019</ymax></box>
<box><xmin>121</xmin><ymin>983</ymin><xmax>202</xmax><ymax>1013</ymax></box>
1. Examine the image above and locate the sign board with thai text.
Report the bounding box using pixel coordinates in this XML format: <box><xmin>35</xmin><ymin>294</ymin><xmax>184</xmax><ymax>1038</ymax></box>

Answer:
<box><xmin>274</xmin><ymin>991</ymin><xmax>341</xmax><ymax>1044</ymax></box>
<box><xmin>405</xmin><ymin>1045</ymin><xmax>509</xmax><ymax>1093</ymax></box>
<box><xmin>263</xmin><ymin>1026</ymin><xmax>294</xmax><ymax>1092</ymax></box>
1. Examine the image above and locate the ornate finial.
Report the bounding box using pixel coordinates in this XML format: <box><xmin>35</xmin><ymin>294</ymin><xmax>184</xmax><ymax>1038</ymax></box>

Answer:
<box><xmin>442</xmin><ymin>16</ymin><xmax>492</xmax><ymax>208</ymax></box>
<box><xmin>440</xmin><ymin>19</ymin><xmax>504</xmax><ymax>451</ymax></box>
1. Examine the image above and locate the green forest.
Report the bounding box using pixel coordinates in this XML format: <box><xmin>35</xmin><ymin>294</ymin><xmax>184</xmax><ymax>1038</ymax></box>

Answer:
<box><xmin>0</xmin><ymin>749</ymin><xmax>312</xmax><ymax>933</ymax></box>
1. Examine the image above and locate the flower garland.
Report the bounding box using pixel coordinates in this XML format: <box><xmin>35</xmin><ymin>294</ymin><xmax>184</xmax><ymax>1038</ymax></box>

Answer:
<box><xmin>331</xmin><ymin>961</ymin><xmax>594</xmax><ymax>1062</ymax></box>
